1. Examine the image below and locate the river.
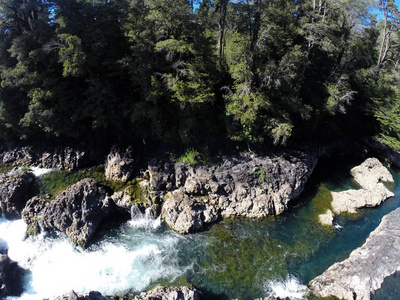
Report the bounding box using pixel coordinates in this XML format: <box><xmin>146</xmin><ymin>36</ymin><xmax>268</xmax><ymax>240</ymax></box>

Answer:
<box><xmin>1</xmin><ymin>158</ymin><xmax>400</xmax><ymax>299</ymax></box>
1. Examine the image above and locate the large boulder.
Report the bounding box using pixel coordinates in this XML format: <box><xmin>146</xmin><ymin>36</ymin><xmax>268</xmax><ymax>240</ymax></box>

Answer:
<box><xmin>133</xmin><ymin>286</ymin><xmax>203</xmax><ymax>300</ymax></box>
<box><xmin>162</xmin><ymin>189</ymin><xmax>219</xmax><ymax>233</ymax></box>
<box><xmin>105</xmin><ymin>146</ymin><xmax>135</xmax><ymax>182</ymax></box>
<box><xmin>0</xmin><ymin>171</ymin><xmax>37</xmax><ymax>219</ymax></box>
<box><xmin>309</xmin><ymin>207</ymin><xmax>400</xmax><ymax>300</ymax></box>
<box><xmin>23</xmin><ymin>178</ymin><xmax>114</xmax><ymax>247</ymax></box>
<box><xmin>0</xmin><ymin>254</ymin><xmax>27</xmax><ymax>298</ymax></box>
<box><xmin>156</xmin><ymin>151</ymin><xmax>317</xmax><ymax>232</ymax></box>
<box><xmin>22</xmin><ymin>195</ymin><xmax>51</xmax><ymax>235</ymax></box>
<box><xmin>350</xmin><ymin>157</ymin><xmax>394</xmax><ymax>190</ymax></box>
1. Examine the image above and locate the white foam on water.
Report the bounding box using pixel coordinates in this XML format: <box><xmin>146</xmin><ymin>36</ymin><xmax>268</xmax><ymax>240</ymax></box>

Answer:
<box><xmin>129</xmin><ymin>206</ymin><xmax>162</xmax><ymax>230</ymax></box>
<box><xmin>0</xmin><ymin>217</ymin><xmax>186</xmax><ymax>299</ymax></box>
<box><xmin>29</xmin><ymin>166</ymin><xmax>54</xmax><ymax>177</ymax></box>
<box><xmin>263</xmin><ymin>275</ymin><xmax>308</xmax><ymax>300</ymax></box>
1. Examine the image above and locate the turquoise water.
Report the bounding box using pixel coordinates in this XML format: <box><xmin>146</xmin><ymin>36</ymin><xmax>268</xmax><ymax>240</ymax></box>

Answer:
<box><xmin>3</xmin><ymin>158</ymin><xmax>400</xmax><ymax>299</ymax></box>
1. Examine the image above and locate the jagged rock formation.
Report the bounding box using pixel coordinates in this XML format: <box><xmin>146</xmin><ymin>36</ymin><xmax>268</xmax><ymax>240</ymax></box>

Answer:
<box><xmin>0</xmin><ymin>146</ymin><xmax>98</xmax><ymax>170</ymax></box>
<box><xmin>162</xmin><ymin>189</ymin><xmax>219</xmax><ymax>233</ymax></box>
<box><xmin>0</xmin><ymin>171</ymin><xmax>37</xmax><ymax>219</ymax></box>
<box><xmin>0</xmin><ymin>254</ymin><xmax>27</xmax><ymax>298</ymax></box>
<box><xmin>22</xmin><ymin>178</ymin><xmax>114</xmax><ymax>247</ymax></box>
<box><xmin>104</xmin><ymin>146</ymin><xmax>135</xmax><ymax>182</ymax></box>
<box><xmin>318</xmin><ymin>158</ymin><xmax>394</xmax><ymax>226</ymax></box>
<box><xmin>62</xmin><ymin>290</ymin><xmax>117</xmax><ymax>300</ymax></box>
<box><xmin>146</xmin><ymin>151</ymin><xmax>317</xmax><ymax>233</ymax></box>
<box><xmin>309</xmin><ymin>207</ymin><xmax>400</xmax><ymax>300</ymax></box>
<box><xmin>133</xmin><ymin>286</ymin><xmax>203</xmax><ymax>300</ymax></box>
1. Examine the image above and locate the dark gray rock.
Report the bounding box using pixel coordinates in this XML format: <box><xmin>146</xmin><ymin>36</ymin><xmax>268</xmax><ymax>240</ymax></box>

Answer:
<box><xmin>133</xmin><ymin>286</ymin><xmax>203</xmax><ymax>300</ymax></box>
<box><xmin>0</xmin><ymin>254</ymin><xmax>27</xmax><ymax>298</ymax></box>
<box><xmin>0</xmin><ymin>171</ymin><xmax>37</xmax><ymax>219</ymax></box>
<box><xmin>22</xmin><ymin>194</ymin><xmax>51</xmax><ymax>235</ymax></box>
<box><xmin>365</xmin><ymin>137</ymin><xmax>400</xmax><ymax>168</ymax></box>
<box><xmin>105</xmin><ymin>146</ymin><xmax>135</xmax><ymax>182</ymax></box>
<box><xmin>24</xmin><ymin>178</ymin><xmax>114</xmax><ymax>247</ymax></box>
<box><xmin>309</xmin><ymin>207</ymin><xmax>400</xmax><ymax>300</ymax></box>
<box><xmin>61</xmin><ymin>290</ymin><xmax>118</xmax><ymax>300</ymax></box>
<box><xmin>155</xmin><ymin>151</ymin><xmax>317</xmax><ymax>232</ymax></box>
<box><xmin>0</xmin><ymin>146</ymin><xmax>95</xmax><ymax>170</ymax></box>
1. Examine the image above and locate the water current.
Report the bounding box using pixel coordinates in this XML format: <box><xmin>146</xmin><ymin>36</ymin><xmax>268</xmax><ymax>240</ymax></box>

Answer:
<box><xmin>1</xmin><ymin>159</ymin><xmax>400</xmax><ymax>299</ymax></box>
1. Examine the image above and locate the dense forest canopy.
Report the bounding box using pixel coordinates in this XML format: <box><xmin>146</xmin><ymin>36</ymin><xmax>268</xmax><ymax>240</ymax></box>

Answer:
<box><xmin>0</xmin><ymin>0</ymin><xmax>399</xmax><ymax>151</ymax></box>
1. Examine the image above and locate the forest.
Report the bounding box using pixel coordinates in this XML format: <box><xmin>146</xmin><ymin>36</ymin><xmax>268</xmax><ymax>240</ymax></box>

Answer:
<box><xmin>0</xmin><ymin>0</ymin><xmax>399</xmax><ymax>152</ymax></box>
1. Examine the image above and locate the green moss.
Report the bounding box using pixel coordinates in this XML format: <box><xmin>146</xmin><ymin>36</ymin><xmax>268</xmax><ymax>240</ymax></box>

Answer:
<box><xmin>0</xmin><ymin>163</ymin><xmax>13</xmax><ymax>175</ymax></box>
<box><xmin>311</xmin><ymin>184</ymin><xmax>333</xmax><ymax>216</ymax></box>
<box><xmin>148</xmin><ymin>275</ymin><xmax>191</xmax><ymax>290</ymax></box>
<box><xmin>38</xmin><ymin>165</ymin><xmax>129</xmax><ymax>197</ymax></box>
<box><xmin>305</xmin><ymin>293</ymin><xmax>340</xmax><ymax>300</ymax></box>
<box><xmin>197</xmin><ymin>219</ymin><xmax>289</xmax><ymax>299</ymax></box>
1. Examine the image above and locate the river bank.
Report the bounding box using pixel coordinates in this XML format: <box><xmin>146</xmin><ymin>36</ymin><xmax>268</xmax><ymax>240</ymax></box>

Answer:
<box><xmin>1</xmin><ymin>142</ymin><xmax>400</xmax><ymax>299</ymax></box>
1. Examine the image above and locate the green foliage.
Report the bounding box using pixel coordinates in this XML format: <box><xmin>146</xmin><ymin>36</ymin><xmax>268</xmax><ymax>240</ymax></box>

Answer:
<box><xmin>176</xmin><ymin>148</ymin><xmax>208</xmax><ymax>166</ymax></box>
<box><xmin>0</xmin><ymin>0</ymin><xmax>398</xmax><ymax>149</ymax></box>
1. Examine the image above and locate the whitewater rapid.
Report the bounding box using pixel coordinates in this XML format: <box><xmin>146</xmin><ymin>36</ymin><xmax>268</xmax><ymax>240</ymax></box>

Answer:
<box><xmin>0</xmin><ymin>210</ymin><xmax>188</xmax><ymax>299</ymax></box>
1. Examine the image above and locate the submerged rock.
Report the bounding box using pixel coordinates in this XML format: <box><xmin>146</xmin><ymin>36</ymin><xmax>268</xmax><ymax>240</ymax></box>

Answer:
<box><xmin>157</xmin><ymin>151</ymin><xmax>317</xmax><ymax>232</ymax></box>
<box><xmin>0</xmin><ymin>254</ymin><xmax>27</xmax><ymax>298</ymax></box>
<box><xmin>23</xmin><ymin>178</ymin><xmax>114</xmax><ymax>247</ymax></box>
<box><xmin>133</xmin><ymin>286</ymin><xmax>203</xmax><ymax>300</ymax></box>
<box><xmin>309</xmin><ymin>207</ymin><xmax>400</xmax><ymax>300</ymax></box>
<box><xmin>0</xmin><ymin>171</ymin><xmax>37</xmax><ymax>219</ymax></box>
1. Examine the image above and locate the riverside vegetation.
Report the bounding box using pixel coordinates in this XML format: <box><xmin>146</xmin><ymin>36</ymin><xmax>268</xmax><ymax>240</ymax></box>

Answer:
<box><xmin>0</xmin><ymin>0</ymin><xmax>400</xmax><ymax>153</ymax></box>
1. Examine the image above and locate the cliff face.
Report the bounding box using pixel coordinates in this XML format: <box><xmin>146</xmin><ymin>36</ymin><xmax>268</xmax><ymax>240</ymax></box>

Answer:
<box><xmin>310</xmin><ymin>207</ymin><xmax>400</xmax><ymax>300</ymax></box>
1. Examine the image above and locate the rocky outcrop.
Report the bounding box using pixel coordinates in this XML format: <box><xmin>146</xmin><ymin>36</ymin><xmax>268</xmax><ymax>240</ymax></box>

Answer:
<box><xmin>148</xmin><ymin>151</ymin><xmax>317</xmax><ymax>233</ymax></box>
<box><xmin>0</xmin><ymin>171</ymin><xmax>37</xmax><ymax>219</ymax></box>
<box><xmin>162</xmin><ymin>189</ymin><xmax>219</xmax><ymax>233</ymax></box>
<box><xmin>0</xmin><ymin>254</ymin><xmax>27</xmax><ymax>298</ymax></box>
<box><xmin>105</xmin><ymin>146</ymin><xmax>135</xmax><ymax>182</ymax></box>
<box><xmin>23</xmin><ymin>179</ymin><xmax>114</xmax><ymax>247</ymax></box>
<box><xmin>309</xmin><ymin>207</ymin><xmax>400</xmax><ymax>300</ymax></box>
<box><xmin>59</xmin><ymin>286</ymin><xmax>202</xmax><ymax>300</ymax></box>
<box><xmin>133</xmin><ymin>286</ymin><xmax>203</xmax><ymax>300</ymax></box>
<box><xmin>0</xmin><ymin>146</ymin><xmax>97</xmax><ymax>170</ymax></box>
<box><xmin>317</xmin><ymin>158</ymin><xmax>394</xmax><ymax>225</ymax></box>
<box><xmin>331</xmin><ymin>158</ymin><xmax>394</xmax><ymax>214</ymax></box>
<box><xmin>22</xmin><ymin>195</ymin><xmax>51</xmax><ymax>235</ymax></box>
<box><xmin>61</xmin><ymin>290</ymin><xmax>117</xmax><ymax>300</ymax></box>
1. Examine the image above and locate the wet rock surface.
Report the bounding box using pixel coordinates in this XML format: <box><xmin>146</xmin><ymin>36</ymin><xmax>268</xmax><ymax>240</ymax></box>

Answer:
<box><xmin>0</xmin><ymin>254</ymin><xmax>27</xmax><ymax>298</ymax></box>
<box><xmin>310</xmin><ymin>207</ymin><xmax>400</xmax><ymax>300</ymax></box>
<box><xmin>23</xmin><ymin>178</ymin><xmax>114</xmax><ymax>247</ymax></box>
<box><xmin>0</xmin><ymin>171</ymin><xmax>37</xmax><ymax>219</ymax></box>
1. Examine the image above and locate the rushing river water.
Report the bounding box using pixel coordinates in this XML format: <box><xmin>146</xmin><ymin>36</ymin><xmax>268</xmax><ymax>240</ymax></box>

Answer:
<box><xmin>2</xmin><ymin>158</ymin><xmax>400</xmax><ymax>299</ymax></box>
